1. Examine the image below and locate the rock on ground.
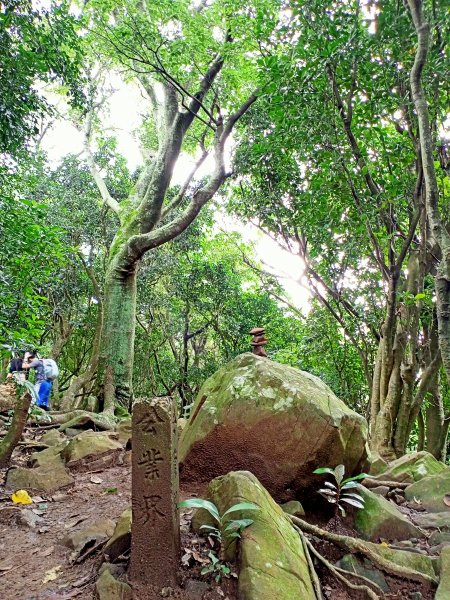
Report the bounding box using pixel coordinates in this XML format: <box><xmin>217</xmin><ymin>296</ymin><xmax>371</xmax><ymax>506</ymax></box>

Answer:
<box><xmin>96</xmin><ymin>566</ymin><xmax>132</xmax><ymax>600</ymax></box>
<box><xmin>372</xmin><ymin>451</ymin><xmax>447</xmax><ymax>484</ymax></box>
<box><xmin>413</xmin><ymin>512</ymin><xmax>450</xmax><ymax>529</ymax></box>
<box><xmin>366</xmin><ymin>542</ymin><xmax>438</xmax><ymax>579</ymax></box>
<box><xmin>180</xmin><ymin>353</ymin><xmax>368</xmax><ymax>499</ymax></box>
<box><xmin>353</xmin><ymin>484</ymin><xmax>424</xmax><ymax>542</ymax></box>
<box><xmin>336</xmin><ymin>554</ymin><xmax>389</xmax><ymax>592</ymax></box>
<box><xmin>204</xmin><ymin>470</ymin><xmax>316</xmax><ymax>600</ymax></box>
<box><xmin>63</xmin><ymin>518</ymin><xmax>116</xmax><ymax>557</ymax></box>
<box><xmin>435</xmin><ymin>546</ymin><xmax>450</xmax><ymax>600</ymax></box>
<box><xmin>5</xmin><ymin>464</ymin><xmax>74</xmax><ymax>493</ymax></box>
<box><xmin>61</xmin><ymin>430</ymin><xmax>123</xmax><ymax>471</ymax></box>
<box><xmin>104</xmin><ymin>508</ymin><xmax>132</xmax><ymax>562</ymax></box>
<box><xmin>40</xmin><ymin>429</ymin><xmax>66</xmax><ymax>447</ymax></box>
<box><xmin>405</xmin><ymin>469</ymin><xmax>450</xmax><ymax>513</ymax></box>
<box><xmin>29</xmin><ymin>442</ymin><xmax>67</xmax><ymax>468</ymax></box>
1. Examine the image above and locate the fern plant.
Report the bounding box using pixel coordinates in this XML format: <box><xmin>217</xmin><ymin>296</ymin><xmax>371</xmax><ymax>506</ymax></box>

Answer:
<box><xmin>313</xmin><ymin>464</ymin><xmax>367</xmax><ymax>517</ymax></box>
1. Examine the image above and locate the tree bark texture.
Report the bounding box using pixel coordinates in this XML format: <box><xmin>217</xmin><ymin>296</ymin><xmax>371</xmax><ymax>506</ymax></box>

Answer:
<box><xmin>96</xmin><ymin>261</ymin><xmax>138</xmax><ymax>412</ymax></box>
<box><xmin>0</xmin><ymin>392</ymin><xmax>32</xmax><ymax>467</ymax></box>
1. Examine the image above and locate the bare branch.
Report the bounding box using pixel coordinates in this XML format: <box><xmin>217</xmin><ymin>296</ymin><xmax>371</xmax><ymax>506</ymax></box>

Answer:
<box><xmin>82</xmin><ymin>111</ymin><xmax>120</xmax><ymax>215</ymax></box>
<box><xmin>222</xmin><ymin>91</ymin><xmax>259</xmax><ymax>141</ymax></box>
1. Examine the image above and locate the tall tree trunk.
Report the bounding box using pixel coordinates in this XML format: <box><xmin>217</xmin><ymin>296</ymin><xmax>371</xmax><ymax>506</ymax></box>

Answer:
<box><xmin>96</xmin><ymin>260</ymin><xmax>139</xmax><ymax>413</ymax></box>
<box><xmin>407</xmin><ymin>0</ymin><xmax>450</xmax><ymax>397</ymax></box>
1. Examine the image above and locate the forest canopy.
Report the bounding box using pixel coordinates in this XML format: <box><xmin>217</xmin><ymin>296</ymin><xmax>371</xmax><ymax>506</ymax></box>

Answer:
<box><xmin>0</xmin><ymin>0</ymin><xmax>449</xmax><ymax>460</ymax></box>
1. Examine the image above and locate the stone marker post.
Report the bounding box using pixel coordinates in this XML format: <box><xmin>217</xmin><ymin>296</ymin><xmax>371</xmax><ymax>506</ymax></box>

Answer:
<box><xmin>130</xmin><ymin>397</ymin><xmax>180</xmax><ymax>589</ymax></box>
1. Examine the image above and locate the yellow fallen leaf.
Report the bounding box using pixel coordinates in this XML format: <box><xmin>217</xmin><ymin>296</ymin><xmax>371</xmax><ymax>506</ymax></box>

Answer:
<box><xmin>42</xmin><ymin>565</ymin><xmax>62</xmax><ymax>584</ymax></box>
<box><xmin>11</xmin><ymin>490</ymin><xmax>33</xmax><ymax>504</ymax></box>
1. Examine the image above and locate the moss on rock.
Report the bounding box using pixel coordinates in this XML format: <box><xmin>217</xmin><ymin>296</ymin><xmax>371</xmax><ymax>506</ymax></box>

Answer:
<box><xmin>180</xmin><ymin>353</ymin><xmax>368</xmax><ymax>499</ymax></box>
<box><xmin>205</xmin><ymin>471</ymin><xmax>315</xmax><ymax>600</ymax></box>
<box><xmin>353</xmin><ymin>484</ymin><xmax>424</xmax><ymax>541</ymax></box>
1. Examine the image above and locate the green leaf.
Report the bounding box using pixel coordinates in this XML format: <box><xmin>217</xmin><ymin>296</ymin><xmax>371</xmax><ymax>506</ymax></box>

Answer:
<box><xmin>324</xmin><ymin>481</ymin><xmax>337</xmax><ymax>489</ymax></box>
<box><xmin>199</xmin><ymin>525</ymin><xmax>221</xmax><ymax>536</ymax></box>
<box><xmin>222</xmin><ymin>502</ymin><xmax>259</xmax><ymax>517</ymax></box>
<box><xmin>318</xmin><ymin>488</ymin><xmax>337</xmax><ymax>496</ymax></box>
<box><xmin>334</xmin><ymin>464</ymin><xmax>345</xmax><ymax>485</ymax></box>
<box><xmin>178</xmin><ymin>499</ymin><xmax>220</xmax><ymax>523</ymax></box>
<box><xmin>313</xmin><ymin>467</ymin><xmax>335</xmax><ymax>476</ymax></box>
<box><xmin>341</xmin><ymin>481</ymin><xmax>359</xmax><ymax>490</ymax></box>
<box><xmin>342</xmin><ymin>473</ymin><xmax>368</xmax><ymax>484</ymax></box>
<box><xmin>223</xmin><ymin>518</ymin><xmax>254</xmax><ymax>533</ymax></box>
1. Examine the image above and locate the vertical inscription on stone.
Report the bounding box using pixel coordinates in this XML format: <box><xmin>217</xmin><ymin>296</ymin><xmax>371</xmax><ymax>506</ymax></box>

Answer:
<box><xmin>130</xmin><ymin>397</ymin><xmax>180</xmax><ymax>589</ymax></box>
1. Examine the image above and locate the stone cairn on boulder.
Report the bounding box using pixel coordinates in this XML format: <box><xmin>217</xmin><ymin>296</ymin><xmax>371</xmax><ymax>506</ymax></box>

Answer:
<box><xmin>250</xmin><ymin>327</ymin><xmax>268</xmax><ymax>357</ymax></box>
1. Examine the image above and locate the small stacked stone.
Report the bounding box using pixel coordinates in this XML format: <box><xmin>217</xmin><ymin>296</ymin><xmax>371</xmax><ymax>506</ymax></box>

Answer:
<box><xmin>250</xmin><ymin>327</ymin><xmax>268</xmax><ymax>357</ymax></box>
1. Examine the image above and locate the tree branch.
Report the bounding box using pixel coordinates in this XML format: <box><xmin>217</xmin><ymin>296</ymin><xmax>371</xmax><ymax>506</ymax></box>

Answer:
<box><xmin>82</xmin><ymin>112</ymin><xmax>120</xmax><ymax>215</ymax></box>
<box><xmin>161</xmin><ymin>147</ymin><xmax>209</xmax><ymax>220</ymax></box>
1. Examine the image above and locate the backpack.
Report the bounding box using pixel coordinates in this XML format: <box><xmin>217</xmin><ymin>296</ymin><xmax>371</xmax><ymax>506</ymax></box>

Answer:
<box><xmin>42</xmin><ymin>358</ymin><xmax>59</xmax><ymax>380</ymax></box>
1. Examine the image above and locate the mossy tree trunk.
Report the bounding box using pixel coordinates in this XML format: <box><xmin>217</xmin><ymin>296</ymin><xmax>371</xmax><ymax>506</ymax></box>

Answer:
<box><xmin>78</xmin><ymin>60</ymin><xmax>257</xmax><ymax>411</ymax></box>
<box><xmin>0</xmin><ymin>392</ymin><xmax>32</xmax><ymax>467</ymax></box>
<box><xmin>96</xmin><ymin>260</ymin><xmax>139</xmax><ymax>412</ymax></box>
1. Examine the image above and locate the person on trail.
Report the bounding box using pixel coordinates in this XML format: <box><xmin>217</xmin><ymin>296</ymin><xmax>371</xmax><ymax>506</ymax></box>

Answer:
<box><xmin>37</xmin><ymin>379</ymin><xmax>52</xmax><ymax>411</ymax></box>
<box><xmin>22</xmin><ymin>351</ymin><xmax>58</xmax><ymax>408</ymax></box>
<box><xmin>22</xmin><ymin>350</ymin><xmax>46</xmax><ymax>398</ymax></box>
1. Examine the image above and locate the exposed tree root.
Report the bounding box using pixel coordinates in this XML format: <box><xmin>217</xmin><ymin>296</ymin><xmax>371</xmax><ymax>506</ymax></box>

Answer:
<box><xmin>300</xmin><ymin>532</ymin><xmax>323</xmax><ymax>600</ymax></box>
<box><xmin>29</xmin><ymin>409</ymin><xmax>116</xmax><ymax>431</ymax></box>
<box><xmin>363</xmin><ymin>478</ymin><xmax>409</xmax><ymax>489</ymax></box>
<box><xmin>301</xmin><ymin>532</ymin><xmax>380</xmax><ymax>600</ymax></box>
<box><xmin>290</xmin><ymin>516</ymin><xmax>438</xmax><ymax>587</ymax></box>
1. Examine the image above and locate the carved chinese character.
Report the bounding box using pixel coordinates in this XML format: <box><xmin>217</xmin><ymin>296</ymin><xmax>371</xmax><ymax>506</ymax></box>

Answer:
<box><xmin>136</xmin><ymin>406</ymin><xmax>164</xmax><ymax>434</ymax></box>
<box><xmin>141</xmin><ymin>494</ymin><xmax>165</xmax><ymax>525</ymax></box>
<box><xmin>138</xmin><ymin>448</ymin><xmax>163</xmax><ymax>479</ymax></box>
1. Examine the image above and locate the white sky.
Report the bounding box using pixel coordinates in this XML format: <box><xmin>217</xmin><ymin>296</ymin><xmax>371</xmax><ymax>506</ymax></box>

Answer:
<box><xmin>42</xmin><ymin>80</ymin><xmax>310</xmax><ymax>314</ymax></box>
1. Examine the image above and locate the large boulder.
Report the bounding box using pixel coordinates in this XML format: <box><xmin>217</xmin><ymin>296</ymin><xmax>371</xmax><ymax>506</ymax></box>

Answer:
<box><xmin>405</xmin><ymin>469</ymin><xmax>450</xmax><ymax>513</ymax></box>
<box><xmin>180</xmin><ymin>353</ymin><xmax>368</xmax><ymax>499</ymax></box>
<box><xmin>61</xmin><ymin>430</ymin><xmax>123</xmax><ymax>471</ymax></box>
<box><xmin>353</xmin><ymin>485</ymin><xmax>424</xmax><ymax>542</ymax></box>
<box><xmin>205</xmin><ymin>471</ymin><xmax>315</xmax><ymax>600</ymax></box>
<box><xmin>372</xmin><ymin>451</ymin><xmax>447</xmax><ymax>484</ymax></box>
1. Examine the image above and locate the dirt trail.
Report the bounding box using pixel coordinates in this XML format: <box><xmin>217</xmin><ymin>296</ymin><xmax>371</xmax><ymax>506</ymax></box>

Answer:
<box><xmin>0</xmin><ymin>465</ymin><xmax>131</xmax><ymax>599</ymax></box>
